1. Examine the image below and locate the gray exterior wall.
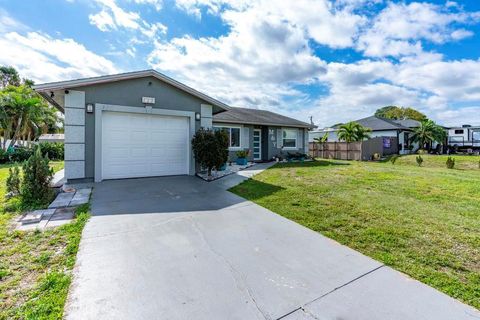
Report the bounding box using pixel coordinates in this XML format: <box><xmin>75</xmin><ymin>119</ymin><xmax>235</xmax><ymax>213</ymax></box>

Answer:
<box><xmin>214</xmin><ymin>123</ymin><xmax>309</xmax><ymax>162</ymax></box>
<box><xmin>71</xmin><ymin>76</ymin><xmax>212</xmax><ymax>180</ymax></box>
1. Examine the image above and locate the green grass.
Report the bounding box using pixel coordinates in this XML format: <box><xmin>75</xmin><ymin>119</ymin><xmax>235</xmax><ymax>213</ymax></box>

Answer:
<box><xmin>391</xmin><ymin>154</ymin><xmax>480</xmax><ymax>170</ymax></box>
<box><xmin>231</xmin><ymin>157</ymin><xmax>480</xmax><ymax>309</ymax></box>
<box><xmin>0</xmin><ymin>161</ymin><xmax>91</xmax><ymax>320</ymax></box>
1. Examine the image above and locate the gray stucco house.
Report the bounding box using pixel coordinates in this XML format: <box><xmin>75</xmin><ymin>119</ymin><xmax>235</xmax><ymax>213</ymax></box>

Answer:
<box><xmin>34</xmin><ymin>70</ymin><xmax>313</xmax><ymax>182</ymax></box>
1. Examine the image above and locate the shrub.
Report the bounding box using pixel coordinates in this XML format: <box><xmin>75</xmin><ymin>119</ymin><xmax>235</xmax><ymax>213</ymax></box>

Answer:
<box><xmin>390</xmin><ymin>154</ymin><xmax>399</xmax><ymax>164</ymax></box>
<box><xmin>0</xmin><ymin>149</ymin><xmax>8</xmax><ymax>163</ymax></box>
<box><xmin>8</xmin><ymin>147</ymin><xmax>34</xmax><ymax>162</ymax></box>
<box><xmin>236</xmin><ymin>150</ymin><xmax>249</xmax><ymax>158</ymax></box>
<box><xmin>39</xmin><ymin>142</ymin><xmax>64</xmax><ymax>160</ymax></box>
<box><xmin>417</xmin><ymin>149</ymin><xmax>427</xmax><ymax>154</ymax></box>
<box><xmin>6</xmin><ymin>166</ymin><xmax>21</xmax><ymax>196</ymax></box>
<box><xmin>191</xmin><ymin>128</ymin><xmax>229</xmax><ymax>176</ymax></box>
<box><xmin>416</xmin><ymin>155</ymin><xmax>423</xmax><ymax>166</ymax></box>
<box><xmin>446</xmin><ymin>156</ymin><xmax>455</xmax><ymax>169</ymax></box>
<box><xmin>21</xmin><ymin>147</ymin><xmax>53</xmax><ymax>207</ymax></box>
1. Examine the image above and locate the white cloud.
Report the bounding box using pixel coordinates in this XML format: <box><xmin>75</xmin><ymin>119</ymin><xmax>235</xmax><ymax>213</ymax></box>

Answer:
<box><xmin>133</xmin><ymin>0</ymin><xmax>162</xmax><ymax>11</ymax></box>
<box><xmin>144</xmin><ymin>0</ymin><xmax>480</xmax><ymax>127</ymax></box>
<box><xmin>148</xmin><ymin>3</ymin><xmax>327</xmax><ymax>110</ymax></box>
<box><xmin>89</xmin><ymin>9</ymin><xmax>116</xmax><ymax>31</ymax></box>
<box><xmin>89</xmin><ymin>0</ymin><xmax>167</xmax><ymax>38</ymax></box>
<box><xmin>357</xmin><ymin>2</ymin><xmax>480</xmax><ymax>57</ymax></box>
<box><xmin>0</xmin><ymin>12</ymin><xmax>117</xmax><ymax>83</ymax></box>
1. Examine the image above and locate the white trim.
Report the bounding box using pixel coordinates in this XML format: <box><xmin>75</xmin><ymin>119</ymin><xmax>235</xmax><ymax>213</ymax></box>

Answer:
<box><xmin>213</xmin><ymin>124</ymin><xmax>243</xmax><ymax>151</ymax></box>
<box><xmin>253</xmin><ymin>129</ymin><xmax>262</xmax><ymax>160</ymax></box>
<box><xmin>282</xmin><ymin>128</ymin><xmax>298</xmax><ymax>150</ymax></box>
<box><xmin>94</xmin><ymin>103</ymin><xmax>195</xmax><ymax>182</ymax></box>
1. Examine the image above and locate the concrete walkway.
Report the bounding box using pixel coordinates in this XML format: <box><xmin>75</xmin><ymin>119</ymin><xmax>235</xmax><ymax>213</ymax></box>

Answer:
<box><xmin>65</xmin><ymin>163</ymin><xmax>480</xmax><ymax>320</ymax></box>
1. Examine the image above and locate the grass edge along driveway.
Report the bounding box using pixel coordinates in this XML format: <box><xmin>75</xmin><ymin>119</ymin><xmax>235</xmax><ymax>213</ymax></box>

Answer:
<box><xmin>1</xmin><ymin>161</ymin><xmax>91</xmax><ymax>320</ymax></box>
<box><xmin>230</xmin><ymin>156</ymin><xmax>480</xmax><ymax>310</ymax></box>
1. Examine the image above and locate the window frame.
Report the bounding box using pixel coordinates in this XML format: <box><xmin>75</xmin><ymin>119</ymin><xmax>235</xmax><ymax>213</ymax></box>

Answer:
<box><xmin>214</xmin><ymin>125</ymin><xmax>242</xmax><ymax>150</ymax></box>
<box><xmin>282</xmin><ymin>128</ymin><xmax>297</xmax><ymax>149</ymax></box>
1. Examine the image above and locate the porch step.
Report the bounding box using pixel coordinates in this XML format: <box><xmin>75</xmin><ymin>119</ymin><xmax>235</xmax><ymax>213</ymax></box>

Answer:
<box><xmin>21</xmin><ymin>209</ymin><xmax>55</xmax><ymax>225</ymax></box>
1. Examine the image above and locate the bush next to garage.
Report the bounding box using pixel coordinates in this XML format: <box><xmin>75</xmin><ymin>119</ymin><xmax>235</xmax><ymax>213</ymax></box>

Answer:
<box><xmin>39</xmin><ymin>142</ymin><xmax>64</xmax><ymax>161</ymax></box>
<box><xmin>192</xmin><ymin>128</ymin><xmax>229</xmax><ymax>176</ymax></box>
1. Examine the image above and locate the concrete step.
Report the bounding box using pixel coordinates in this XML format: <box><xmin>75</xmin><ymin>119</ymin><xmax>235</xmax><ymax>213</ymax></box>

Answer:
<box><xmin>48</xmin><ymin>192</ymin><xmax>75</xmax><ymax>209</ymax></box>
<box><xmin>21</xmin><ymin>209</ymin><xmax>55</xmax><ymax>225</ymax></box>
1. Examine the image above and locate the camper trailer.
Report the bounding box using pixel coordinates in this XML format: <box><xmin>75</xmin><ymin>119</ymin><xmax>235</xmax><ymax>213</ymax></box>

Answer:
<box><xmin>447</xmin><ymin>125</ymin><xmax>480</xmax><ymax>151</ymax></box>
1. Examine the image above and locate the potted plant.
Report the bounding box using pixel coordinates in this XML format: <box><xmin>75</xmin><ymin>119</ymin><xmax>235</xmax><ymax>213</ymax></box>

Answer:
<box><xmin>235</xmin><ymin>150</ymin><xmax>249</xmax><ymax>165</ymax></box>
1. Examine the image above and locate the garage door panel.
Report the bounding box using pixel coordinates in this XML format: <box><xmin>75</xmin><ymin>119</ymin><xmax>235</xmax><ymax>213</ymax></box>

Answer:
<box><xmin>102</xmin><ymin>111</ymin><xmax>189</xmax><ymax>180</ymax></box>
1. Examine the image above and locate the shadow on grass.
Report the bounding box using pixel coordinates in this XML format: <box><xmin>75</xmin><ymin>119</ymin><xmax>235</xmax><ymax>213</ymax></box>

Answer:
<box><xmin>230</xmin><ymin>179</ymin><xmax>285</xmax><ymax>201</ymax></box>
<box><xmin>271</xmin><ymin>159</ymin><xmax>351</xmax><ymax>169</ymax></box>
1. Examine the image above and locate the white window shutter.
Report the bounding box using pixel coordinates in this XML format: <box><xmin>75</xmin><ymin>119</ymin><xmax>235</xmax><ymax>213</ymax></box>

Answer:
<box><xmin>297</xmin><ymin>129</ymin><xmax>303</xmax><ymax>149</ymax></box>
<box><xmin>277</xmin><ymin>128</ymin><xmax>283</xmax><ymax>148</ymax></box>
<box><xmin>242</xmin><ymin>127</ymin><xmax>250</xmax><ymax>149</ymax></box>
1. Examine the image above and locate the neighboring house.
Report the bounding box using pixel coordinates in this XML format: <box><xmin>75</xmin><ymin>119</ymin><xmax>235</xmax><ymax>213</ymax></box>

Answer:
<box><xmin>34</xmin><ymin>70</ymin><xmax>313</xmax><ymax>182</ymax></box>
<box><xmin>38</xmin><ymin>133</ymin><xmax>65</xmax><ymax>143</ymax></box>
<box><xmin>309</xmin><ymin>116</ymin><xmax>421</xmax><ymax>155</ymax></box>
<box><xmin>447</xmin><ymin>125</ymin><xmax>480</xmax><ymax>150</ymax></box>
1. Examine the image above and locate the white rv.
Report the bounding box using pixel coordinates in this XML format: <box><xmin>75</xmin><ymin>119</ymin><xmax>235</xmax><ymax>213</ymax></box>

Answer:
<box><xmin>447</xmin><ymin>125</ymin><xmax>480</xmax><ymax>150</ymax></box>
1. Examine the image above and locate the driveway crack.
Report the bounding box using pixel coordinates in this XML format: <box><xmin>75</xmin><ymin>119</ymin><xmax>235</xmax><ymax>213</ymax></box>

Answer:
<box><xmin>189</xmin><ymin>216</ymin><xmax>269</xmax><ymax>320</ymax></box>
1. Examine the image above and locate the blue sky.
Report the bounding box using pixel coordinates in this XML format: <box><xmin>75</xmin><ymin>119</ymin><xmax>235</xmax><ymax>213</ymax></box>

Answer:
<box><xmin>1</xmin><ymin>0</ymin><xmax>479</xmax><ymax>127</ymax></box>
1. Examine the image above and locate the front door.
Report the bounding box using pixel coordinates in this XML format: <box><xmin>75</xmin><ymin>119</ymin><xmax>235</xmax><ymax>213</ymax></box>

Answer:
<box><xmin>253</xmin><ymin>129</ymin><xmax>262</xmax><ymax>161</ymax></box>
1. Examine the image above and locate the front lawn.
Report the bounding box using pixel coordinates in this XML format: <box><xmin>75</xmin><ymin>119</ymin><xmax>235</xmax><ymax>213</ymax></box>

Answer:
<box><xmin>392</xmin><ymin>154</ymin><xmax>480</xmax><ymax>170</ymax></box>
<box><xmin>231</xmin><ymin>158</ymin><xmax>480</xmax><ymax>309</ymax></box>
<box><xmin>0</xmin><ymin>161</ymin><xmax>90</xmax><ymax>319</ymax></box>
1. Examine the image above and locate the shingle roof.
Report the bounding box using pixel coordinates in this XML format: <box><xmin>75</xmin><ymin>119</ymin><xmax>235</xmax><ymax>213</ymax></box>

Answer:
<box><xmin>213</xmin><ymin>107</ymin><xmax>314</xmax><ymax>128</ymax></box>
<box><xmin>334</xmin><ymin>116</ymin><xmax>411</xmax><ymax>131</ymax></box>
<box><xmin>389</xmin><ymin>119</ymin><xmax>421</xmax><ymax>128</ymax></box>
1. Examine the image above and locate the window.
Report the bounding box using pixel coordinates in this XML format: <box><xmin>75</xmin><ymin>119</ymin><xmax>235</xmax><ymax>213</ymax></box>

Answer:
<box><xmin>282</xmin><ymin>129</ymin><xmax>297</xmax><ymax>148</ymax></box>
<box><xmin>454</xmin><ymin>129</ymin><xmax>464</xmax><ymax>134</ymax></box>
<box><xmin>214</xmin><ymin>126</ymin><xmax>241</xmax><ymax>148</ymax></box>
<box><xmin>473</xmin><ymin>131</ymin><xmax>480</xmax><ymax>142</ymax></box>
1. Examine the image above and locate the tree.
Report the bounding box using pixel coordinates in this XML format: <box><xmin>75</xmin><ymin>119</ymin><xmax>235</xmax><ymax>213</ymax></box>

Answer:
<box><xmin>21</xmin><ymin>147</ymin><xmax>53</xmax><ymax>207</ymax></box>
<box><xmin>337</xmin><ymin>121</ymin><xmax>371</xmax><ymax>142</ymax></box>
<box><xmin>0</xmin><ymin>84</ymin><xmax>60</xmax><ymax>150</ymax></box>
<box><xmin>191</xmin><ymin>128</ymin><xmax>229</xmax><ymax>176</ymax></box>
<box><xmin>0</xmin><ymin>66</ymin><xmax>21</xmax><ymax>88</ymax></box>
<box><xmin>409</xmin><ymin>120</ymin><xmax>446</xmax><ymax>150</ymax></box>
<box><xmin>313</xmin><ymin>132</ymin><xmax>329</xmax><ymax>143</ymax></box>
<box><xmin>375</xmin><ymin>106</ymin><xmax>427</xmax><ymax>121</ymax></box>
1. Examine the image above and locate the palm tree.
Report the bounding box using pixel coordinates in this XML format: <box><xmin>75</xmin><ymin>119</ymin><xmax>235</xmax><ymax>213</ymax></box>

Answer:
<box><xmin>0</xmin><ymin>85</ymin><xmax>58</xmax><ymax>150</ymax></box>
<box><xmin>337</xmin><ymin>121</ymin><xmax>371</xmax><ymax>142</ymax></box>
<box><xmin>337</xmin><ymin>122</ymin><xmax>371</xmax><ymax>160</ymax></box>
<box><xmin>410</xmin><ymin>120</ymin><xmax>446</xmax><ymax>150</ymax></box>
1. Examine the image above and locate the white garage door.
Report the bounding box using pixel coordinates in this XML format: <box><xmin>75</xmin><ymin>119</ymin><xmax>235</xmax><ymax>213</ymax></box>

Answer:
<box><xmin>102</xmin><ymin>111</ymin><xmax>190</xmax><ymax>180</ymax></box>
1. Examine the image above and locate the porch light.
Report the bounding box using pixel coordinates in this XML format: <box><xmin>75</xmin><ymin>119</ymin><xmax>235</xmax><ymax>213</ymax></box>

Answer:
<box><xmin>195</xmin><ymin>112</ymin><xmax>201</xmax><ymax>121</ymax></box>
<box><xmin>86</xmin><ymin>103</ymin><xmax>94</xmax><ymax>113</ymax></box>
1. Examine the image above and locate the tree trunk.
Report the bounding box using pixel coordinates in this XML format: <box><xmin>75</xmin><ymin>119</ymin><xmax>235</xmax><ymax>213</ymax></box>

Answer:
<box><xmin>9</xmin><ymin>115</ymin><xmax>23</xmax><ymax>149</ymax></box>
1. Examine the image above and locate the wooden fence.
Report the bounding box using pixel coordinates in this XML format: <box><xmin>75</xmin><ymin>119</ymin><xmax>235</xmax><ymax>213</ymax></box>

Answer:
<box><xmin>309</xmin><ymin>137</ymin><xmax>399</xmax><ymax>161</ymax></box>
<box><xmin>309</xmin><ymin>141</ymin><xmax>363</xmax><ymax>160</ymax></box>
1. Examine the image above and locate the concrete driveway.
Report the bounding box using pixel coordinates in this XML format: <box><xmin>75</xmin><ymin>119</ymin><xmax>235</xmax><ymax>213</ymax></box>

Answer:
<box><xmin>66</xmin><ymin>165</ymin><xmax>480</xmax><ymax>320</ymax></box>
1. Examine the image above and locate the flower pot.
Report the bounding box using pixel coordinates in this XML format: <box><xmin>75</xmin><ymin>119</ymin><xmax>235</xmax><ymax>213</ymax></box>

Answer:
<box><xmin>236</xmin><ymin>157</ymin><xmax>247</xmax><ymax>165</ymax></box>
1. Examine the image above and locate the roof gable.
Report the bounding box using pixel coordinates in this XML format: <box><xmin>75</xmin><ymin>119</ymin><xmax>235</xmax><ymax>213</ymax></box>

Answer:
<box><xmin>33</xmin><ymin>69</ymin><xmax>230</xmax><ymax>111</ymax></box>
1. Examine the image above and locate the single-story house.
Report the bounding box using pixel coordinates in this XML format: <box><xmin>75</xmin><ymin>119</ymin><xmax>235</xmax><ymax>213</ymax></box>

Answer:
<box><xmin>34</xmin><ymin>70</ymin><xmax>313</xmax><ymax>182</ymax></box>
<box><xmin>38</xmin><ymin>133</ymin><xmax>65</xmax><ymax>143</ymax></box>
<box><xmin>309</xmin><ymin>116</ymin><xmax>421</xmax><ymax>155</ymax></box>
